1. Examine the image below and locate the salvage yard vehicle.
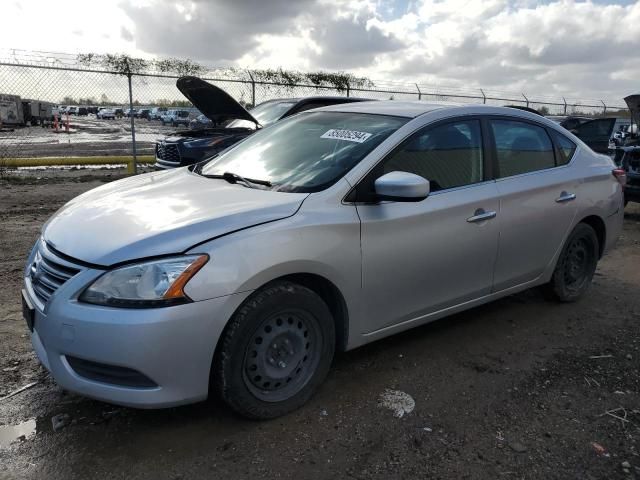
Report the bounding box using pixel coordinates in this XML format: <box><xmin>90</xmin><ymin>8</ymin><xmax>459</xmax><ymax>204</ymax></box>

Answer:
<box><xmin>148</xmin><ymin>106</ymin><xmax>168</xmax><ymax>120</ymax></box>
<box><xmin>155</xmin><ymin>76</ymin><xmax>369</xmax><ymax>169</ymax></box>
<box><xmin>161</xmin><ymin>109</ymin><xmax>191</xmax><ymax>127</ymax></box>
<box><xmin>614</xmin><ymin>146</ymin><xmax>640</xmax><ymax>205</ymax></box>
<box><xmin>23</xmin><ymin>102</ymin><xmax>624</xmax><ymax>419</ymax></box>
<box><xmin>96</xmin><ymin>108</ymin><xmax>115</xmax><ymax>120</ymax></box>
<box><xmin>0</xmin><ymin>94</ymin><xmax>25</xmax><ymax>126</ymax></box>
<box><xmin>21</xmin><ymin>99</ymin><xmax>54</xmax><ymax>125</ymax></box>
<box><xmin>548</xmin><ymin>115</ymin><xmax>617</xmax><ymax>154</ymax></box>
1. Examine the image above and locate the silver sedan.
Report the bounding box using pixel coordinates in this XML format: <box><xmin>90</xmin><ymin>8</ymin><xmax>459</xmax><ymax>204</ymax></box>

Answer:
<box><xmin>23</xmin><ymin>102</ymin><xmax>625</xmax><ymax>418</ymax></box>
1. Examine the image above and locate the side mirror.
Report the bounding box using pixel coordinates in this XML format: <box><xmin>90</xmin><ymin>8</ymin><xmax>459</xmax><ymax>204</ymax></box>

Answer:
<box><xmin>374</xmin><ymin>171</ymin><xmax>430</xmax><ymax>202</ymax></box>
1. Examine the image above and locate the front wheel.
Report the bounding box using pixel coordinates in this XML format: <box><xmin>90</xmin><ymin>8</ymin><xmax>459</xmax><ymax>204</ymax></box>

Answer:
<box><xmin>545</xmin><ymin>223</ymin><xmax>599</xmax><ymax>302</ymax></box>
<box><xmin>213</xmin><ymin>281</ymin><xmax>335</xmax><ymax>419</ymax></box>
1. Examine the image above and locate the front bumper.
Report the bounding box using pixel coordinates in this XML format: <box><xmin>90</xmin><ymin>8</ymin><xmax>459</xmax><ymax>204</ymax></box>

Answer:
<box><xmin>24</xmin><ymin>265</ymin><xmax>250</xmax><ymax>408</ymax></box>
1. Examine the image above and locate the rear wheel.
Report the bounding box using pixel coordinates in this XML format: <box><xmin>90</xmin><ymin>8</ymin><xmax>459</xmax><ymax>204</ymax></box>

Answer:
<box><xmin>545</xmin><ymin>223</ymin><xmax>599</xmax><ymax>302</ymax></box>
<box><xmin>213</xmin><ymin>281</ymin><xmax>335</xmax><ymax>419</ymax></box>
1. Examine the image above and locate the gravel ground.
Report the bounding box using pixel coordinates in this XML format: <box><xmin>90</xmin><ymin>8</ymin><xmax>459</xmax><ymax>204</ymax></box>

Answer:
<box><xmin>0</xmin><ymin>170</ymin><xmax>639</xmax><ymax>480</ymax></box>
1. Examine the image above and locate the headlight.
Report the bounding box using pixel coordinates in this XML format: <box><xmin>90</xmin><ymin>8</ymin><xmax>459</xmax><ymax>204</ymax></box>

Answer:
<box><xmin>80</xmin><ymin>255</ymin><xmax>208</xmax><ymax>308</ymax></box>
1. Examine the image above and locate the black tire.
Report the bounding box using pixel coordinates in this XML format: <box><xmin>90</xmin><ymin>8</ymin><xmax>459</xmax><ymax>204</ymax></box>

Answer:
<box><xmin>545</xmin><ymin>223</ymin><xmax>599</xmax><ymax>302</ymax></box>
<box><xmin>213</xmin><ymin>281</ymin><xmax>335</xmax><ymax>419</ymax></box>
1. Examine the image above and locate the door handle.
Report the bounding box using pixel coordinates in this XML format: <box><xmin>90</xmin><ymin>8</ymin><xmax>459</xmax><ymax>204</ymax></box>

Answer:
<box><xmin>555</xmin><ymin>192</ymin><xmax>576</xmax><ymax>203</ymax></box>
<box><xmin>467</xmin><ymin>208</ymin><xmax>497</xmax><ymax>223</ymax></box>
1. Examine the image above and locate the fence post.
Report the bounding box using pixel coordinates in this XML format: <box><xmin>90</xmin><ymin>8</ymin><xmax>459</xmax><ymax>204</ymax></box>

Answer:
<box><xmin>346</xmin><ymin>81</ymin><xmax>350</xmax><ymax>98</ymax></box>
<box><xmin>562</xmin><ymin>97</ymin><xmax>567</xmax><ymax>115</ymax></box>
<box><xmin>415</xmin><ymin>83</ymin><xmax>421</xmax><ymax>100</ymax></box>
<box><xmin>247</xmin><ymin>70</ymin><xmax>256</xmax><ymax>107</ymax></box>
<box><xmin>522</xmin><ymin>93</ymin><xmax>529</xmax><ymax>108</ymax></box>
<box><xmin>127</xmin><ymin>72</ymin><xmax>138</xmax><ymax>175</ymax></box>
<box><xmin>480</xmin><ymin>89</ymin><xmax>486</xmax><ymax>104</ymax></box>
<box><xmin>601</xmin><ymin>100</ymin><xmax>607</xmax><ymax>115</ymax></box>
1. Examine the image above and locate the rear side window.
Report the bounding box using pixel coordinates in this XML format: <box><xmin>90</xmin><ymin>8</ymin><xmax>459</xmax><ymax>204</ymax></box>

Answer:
<box><xmin>551</xmin><ymin>131</ymin><xmax>576</xmax><ymax>165</ymax></box>
<box><xmin>382</xmin><ymin>119</ymin><xmax>483</xmax><ymax>191</ymax></box>
<box><xmin>491</xmin><ymin>120</ymin><xmax>555</xmax><ymax>178</ymax></box>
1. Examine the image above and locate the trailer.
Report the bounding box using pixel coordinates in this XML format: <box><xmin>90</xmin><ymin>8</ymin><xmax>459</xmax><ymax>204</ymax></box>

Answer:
<box><xmin>0</xmin><ymin>94</ymin><xmax>24</xmax><ymax>126</ymax></box>
<box><xmin>22</xmin><ymin>99</ymin><xmax>54</xmax><ymax>125</ymax></box>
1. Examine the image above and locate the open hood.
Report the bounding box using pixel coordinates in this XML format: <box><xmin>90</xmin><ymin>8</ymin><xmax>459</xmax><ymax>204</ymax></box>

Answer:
<box><xmin>569</xmin><ymin>117</ymin><xmax>617</xmax><ymax>154</ymax></box>
<box><xmin>177</xmin><ymin>76</ymin><xmax>259</xmax><ymax>125</ymax></box>
<box><xmin>624</xmin><ymin>94</ymin><xmax>640</xmax><ymax>123</ymax></box>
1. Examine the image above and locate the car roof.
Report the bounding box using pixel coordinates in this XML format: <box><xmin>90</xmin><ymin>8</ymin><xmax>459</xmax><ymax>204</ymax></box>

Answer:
<box><xmin>256</xmin><ymin>96</ymin><xmax>370</xmax><ymax>106</ymax></box>
<box><xmin>314</xmin><ymin>100</ymin><xmax>488</xmax><ymax>118</ymax></box>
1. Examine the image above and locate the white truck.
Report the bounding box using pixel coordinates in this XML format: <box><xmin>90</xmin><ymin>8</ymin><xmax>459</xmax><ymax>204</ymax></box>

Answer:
<box><xmin>0</xmin><ymin>94</ymin><xmax>24</xmax><ymax>126</ymax></box>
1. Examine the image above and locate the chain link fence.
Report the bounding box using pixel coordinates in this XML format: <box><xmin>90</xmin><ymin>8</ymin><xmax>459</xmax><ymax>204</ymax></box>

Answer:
<box><xmin>0</xmin><ymin>50</ymin><xmax>630</xmax><ymax>171</ymax></box>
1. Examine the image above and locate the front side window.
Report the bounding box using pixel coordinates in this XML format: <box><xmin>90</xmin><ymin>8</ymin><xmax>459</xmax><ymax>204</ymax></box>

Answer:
<box><xmin>200</xmin><ymin>111</ymin><xmax>407</xmax><ymax>192</ymax></box>
<box><xmin>381</xmin><ymin>119</ymin><xmax>484</xmax><ymax>191</ymax></box>
<box><xmin>491</xmin><ymin>120</ymin><xmax>555</xmax><ymax>178</ymax></box>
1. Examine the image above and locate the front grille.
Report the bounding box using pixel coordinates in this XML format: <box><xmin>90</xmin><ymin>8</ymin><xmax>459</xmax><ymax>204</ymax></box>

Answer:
<box><xmin>29</xmin><ymin>241</ymin><xmax>82</xmax><ymax>304</ymax></box>
<box><xmin>155</xmin><ymin>142</ymin><xmax>181</xmax><ymax>164</ymax></box>
<box><xmin>66</xmin><ymin>356</ymin><xmax>158</xmax><ymax>388</ymax></box>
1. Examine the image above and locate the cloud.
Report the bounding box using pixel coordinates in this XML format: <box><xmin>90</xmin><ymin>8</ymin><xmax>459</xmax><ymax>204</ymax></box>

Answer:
<box><xmin>119</xmin><ymin>0</ymin><xmax>405</xmax><ymax>68</ymax></box>
<box><xmin>3</xmin><ymin>0</ymin><xmax>631</xmax><ymax>102</ymax></box>
<box><xmin>120</xmin><ymin>27</ymin><xmax>134</xmax><ymax>42</ymax></box>
<box><xmin>119</xmin><ymin>0</ymin><xmax>319</xmax><ymax>62</ymax></box>
<box><xmin>310</xmin><ymin>17</ymin><xmax>405</xmax><ymax>69</ymax></box>
<box><xmin>384</xmin><ymin>0</ymin><xmax>640</xmax><ymax>100</ymax></box>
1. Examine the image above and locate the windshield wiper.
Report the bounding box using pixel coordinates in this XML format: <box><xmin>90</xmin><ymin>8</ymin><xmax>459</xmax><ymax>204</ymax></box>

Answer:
<box><xmin>200</xmin><ymin>171</ymin><xmax>272</xmax><ymax>188</ymax></box>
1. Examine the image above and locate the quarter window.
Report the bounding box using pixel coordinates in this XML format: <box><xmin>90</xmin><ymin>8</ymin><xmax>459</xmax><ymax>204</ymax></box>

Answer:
<box><xmin>491</xmin><ymin>120</ymin><xmax>555</xmax><ymax>178</ymax></box>
<box><xmin>551</xmin><ymin>131</ymin><xmax>576</xmax><ymax>165</ymax></box>
<box><xmin>382</xmin><ymin>120</ymin><xmax>484</xmax><ymax>191</ymax></box>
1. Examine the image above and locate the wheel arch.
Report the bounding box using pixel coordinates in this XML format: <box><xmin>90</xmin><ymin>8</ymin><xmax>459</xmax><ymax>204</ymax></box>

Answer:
<box><xmin>577</xmin><ymin>214</ymin><xmax>606</xmax><ymax>258</ymax></box>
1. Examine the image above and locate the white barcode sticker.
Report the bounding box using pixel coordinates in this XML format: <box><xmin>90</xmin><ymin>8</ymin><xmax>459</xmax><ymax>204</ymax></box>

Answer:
<box><xmin>321</xmin><ymin>129</ymin><xmax>372</xmax><ymax>143</ymax></box>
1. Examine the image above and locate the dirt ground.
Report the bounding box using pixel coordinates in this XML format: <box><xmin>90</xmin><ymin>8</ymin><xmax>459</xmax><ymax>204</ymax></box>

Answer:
<box><xmin>0</xmin><ymin>170</ymin><xmax>639</xmax><ymax>480</ymax></box>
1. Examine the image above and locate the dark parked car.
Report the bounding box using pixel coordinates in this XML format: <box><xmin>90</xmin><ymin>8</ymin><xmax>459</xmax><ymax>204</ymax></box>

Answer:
<box><xmin>612</xmin><ymin>146</ymin><xmax>639</xmax><ymax>205</ymax></box>
<box><xmin>189</xmin><ymin>113</ymin><xmax>213</xmax><ymax>129</ymax></box>
<box><xmin>135</xmin><ymin>109</ymin><xmax>150</xmax><ymax>119</ymax></box>
<box><xmin>547</xmin><ymin>115</ymin><xmax>592</xmax><ymax>131</ymax></box>
<box><xmin>155</xmin><ymin>76</ymin><xmax>371</xmax><ymax>169</ymax></box>
<box><xmin>548</xmin><ymin>116</ymin><xmax>617</xmax><ymax>154</ymax></box>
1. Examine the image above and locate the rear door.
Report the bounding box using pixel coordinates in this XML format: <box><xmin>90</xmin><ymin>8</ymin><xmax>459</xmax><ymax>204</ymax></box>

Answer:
<box><xmin>355</xmin><ymin>118</ymin><xmax>501</xmax><ymax>333</ymax></box>
<box><xmin>571</xmin><ymin>118</ymin><xmax>617</xmax><ymax>153</ymax></box>
<box><xmin>489</xmin><ymin>118</ymin><xmax>579</xmax><ymax>291</ymax></box>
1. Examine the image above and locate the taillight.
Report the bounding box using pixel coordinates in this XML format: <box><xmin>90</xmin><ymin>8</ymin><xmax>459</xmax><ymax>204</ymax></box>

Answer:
<box><xmin>612</xmin><ymin>168</ymin><xmax>627</xmax><ymax>188</ymax></box>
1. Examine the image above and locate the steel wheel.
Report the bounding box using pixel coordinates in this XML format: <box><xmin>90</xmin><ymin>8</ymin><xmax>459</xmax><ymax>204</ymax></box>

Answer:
<box><xmin>242</xmin><ymin>309</ymin><xmax>322</xmax><ymax>402</ymax></box>
<box><xmin>546</xmin><ymin>223</ymin><xmax>599</xmax><ymax>302</ymax></box>
<box><xmin>214</xmin><ymin>281</ymin><xmax>335</xmax><ymax>419</ymax></box>
<box><xmin>563</xmin><ymin>236</ymin><xmax>594</xmax><ymax>294</ymax></box>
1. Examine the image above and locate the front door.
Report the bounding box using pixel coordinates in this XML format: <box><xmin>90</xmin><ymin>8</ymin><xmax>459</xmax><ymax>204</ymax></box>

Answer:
<box><xmin>355</xmin><ymin>118</ymin><xmax>500</xmax><ymax>333</ymax></box>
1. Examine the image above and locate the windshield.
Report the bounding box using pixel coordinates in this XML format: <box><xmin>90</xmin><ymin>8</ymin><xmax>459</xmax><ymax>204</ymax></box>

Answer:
<box><xmin>200</xmin><ymin>111</ymin><xmax>407</xmax><ymax>192</ymax></box>
<box><xmin>228</xmin><ymin>101</ymin><xmax>295</xmax><ymax>129</ymax></box>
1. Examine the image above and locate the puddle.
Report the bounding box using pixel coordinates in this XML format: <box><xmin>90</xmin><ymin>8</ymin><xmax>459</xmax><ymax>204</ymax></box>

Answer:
<box><xmin>0</xmin><ymin>420</ymin><xmax>37</xmax><ymax>448</ymax></box>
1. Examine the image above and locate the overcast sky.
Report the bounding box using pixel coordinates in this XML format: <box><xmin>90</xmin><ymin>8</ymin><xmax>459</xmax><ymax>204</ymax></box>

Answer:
<box><xmin>2</xmin><ymin>0</ymin><xmax>639</xmax><ymax>102</ymax></box>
